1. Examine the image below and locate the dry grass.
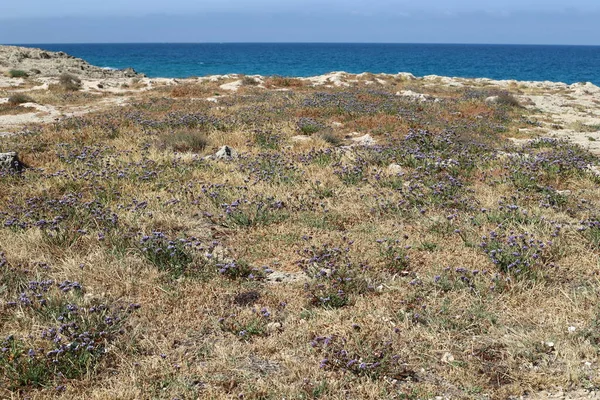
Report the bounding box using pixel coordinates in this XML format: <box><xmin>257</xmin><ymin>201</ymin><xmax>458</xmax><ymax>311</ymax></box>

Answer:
<box><xmin>1</xmin><ymin>76</ymin><xmax>599</xmax><ymax>399</ymax></box>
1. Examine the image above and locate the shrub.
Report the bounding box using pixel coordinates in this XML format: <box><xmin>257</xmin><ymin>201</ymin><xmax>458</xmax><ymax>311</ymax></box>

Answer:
<box><xmin>311</xmin><ymin>334</ymin><xmax>413</xmax><ymax>380</ymax></box>
<box><xmin>495</xmin><ymin>92</ymin><xmax>521</xmax><ymax>107</ymax></box>
<box><xmin>7</xmin><ymin>94</ymin><xmax>34</xmax><ymax>105</ymax></box>
<box><xmin>297</xmin><ymin>118</ymin><xmax>324</xmax><ymax>134</ymax></box>
<box><xmin>58</xmin><ymin>73</ymin><xmax>82</xmax><ymax>91</ymax></box>
<box><xmin>217</xmin><ymin>260</ymin><xmax>265</xmax><ymax>280</ymax></box>
<box><xmin>159</xmin><ymin>130</ymin><xmax>209</xmax><ymax>153</ymax></box>
<box><xmin>139</xmin><ymin>232</ymin><xmax>213</xmax><ymax>278</ymax></box>
<box><xmin>480</xmin><ymin>231</ymin><xmax>552</xmax><ymax>278</ymax></box>
<box><xmin>253</xmin><ymin>129</ymin><xmax>281</xmax><ymax>150</ymax></box>
<box><xmin>376</xmin><ymin>238</ymin><xmax>411</xmax><ymax>272</ymax></box>
<box><xmin>320</xmin><ymin>132</ymin><xmax>341</xmax><ymax>146</ymax></box>
<box><xmin>297</xmin><ymin>241</ymin><xmax>372</xmax><ymax>308</ymax></box>
<box><xmin>7</xmin><ymin>69</ymin><xmax>28</xmax><ymax>78</ymax></box>
<box><xmin>241</xmin><ymin>76</ymin><xmax>259</xmax><ymax>86</ymax></box>
<box><xmin>264</xmin><ymin>76</ymin><xmax>304</xmax><ymax>88</ymax></box>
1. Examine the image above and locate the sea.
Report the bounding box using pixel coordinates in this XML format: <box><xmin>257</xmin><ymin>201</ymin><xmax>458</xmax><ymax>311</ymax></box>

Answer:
<box><xmin>15</xmin><ymin>43</ymin><xmax>600</xmax><ymax>84</ymax></box>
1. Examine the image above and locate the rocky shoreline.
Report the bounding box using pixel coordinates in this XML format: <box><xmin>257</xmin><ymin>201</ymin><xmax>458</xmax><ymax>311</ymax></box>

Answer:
<box><xmin>0</xmin><ymin>45</ymin><xmax>144</xmax><ymax>79</ymax></box>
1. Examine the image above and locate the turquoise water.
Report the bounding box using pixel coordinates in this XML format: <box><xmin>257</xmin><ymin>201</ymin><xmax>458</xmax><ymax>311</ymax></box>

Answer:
<box><xmin>17</xmin><ymin>43</ymin><xmax>600</xmax><ymax>84</ymax></box>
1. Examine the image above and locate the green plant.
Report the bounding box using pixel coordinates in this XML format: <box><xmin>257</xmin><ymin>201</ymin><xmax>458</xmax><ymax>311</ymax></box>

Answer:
<box><xmin>8</xmin><ymin>69</ymin><xmax>28</xmax><ymax>78</ymax></box>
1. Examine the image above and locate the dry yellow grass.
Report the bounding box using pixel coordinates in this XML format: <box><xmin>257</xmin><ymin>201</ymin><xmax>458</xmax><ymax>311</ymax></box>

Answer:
<box><xmin>0</xmin><ymin>76</ymin><xmax>599</xmax><ymax>399</ymax></box>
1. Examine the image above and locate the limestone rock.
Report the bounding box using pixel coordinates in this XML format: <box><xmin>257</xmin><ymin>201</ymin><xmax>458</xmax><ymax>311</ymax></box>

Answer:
<box><xmin>265</xmin><ymin>270</ymin><xmax>308</xmax><ymax>284</ymax></box>
<box><xmin>214</xmin><ymin>145</ymin><xmax>238</xmax><ymax>160</ymax></box>
<box><xmin>351</xmin><ymin>134</ymin><xmax>376</xmax><ymax>146</ymax></box>
<box><xmin>0</xmin><ymin>45</ymin><xmax>144</xmax><ymax>79</ymax></box>
<box><xmin>397</xmin><ymin>90</ymin><xmax>428</xmax><ymax>102</ymax></box>
<box><xmin>387</xmin><ymin>163</ymin><xmax>404</xmax><ymax>175</ymax></box>
<box><xmin>0</xmin><ymin>152</ymin><xmax>24</xmax><ymax>170</ymax></box>
<box><xmin>291</xmin><ymin>135</ymin><xmax>312</xmax><ymax>142</ymax></box>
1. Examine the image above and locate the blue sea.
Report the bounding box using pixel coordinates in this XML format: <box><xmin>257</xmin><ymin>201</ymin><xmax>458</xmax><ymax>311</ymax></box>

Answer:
<box><xmin>16</xmin><ymin>43</ymin><xmax>600</xmax><ymax>84</ymax></box>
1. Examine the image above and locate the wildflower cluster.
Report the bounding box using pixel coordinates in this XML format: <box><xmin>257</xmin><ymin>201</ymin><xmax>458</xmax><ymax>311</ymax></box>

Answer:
<box><xmin>480</xmin><ymin>231</ymin><xmax>552</xmax><ymax>277</ymax></box>
<box><xmin>310</xmin><ymin>334</ymin><xmax>411</xmax><ymax>380</ymax></box>
<box><xmin>140</xmin><ymin>232</ymin><xmax>212</xmax><ymax>278</ymax></box>
<box><xmin>297</xmin><ymin>240</ymin><xmax>372</xmax><ymax>308</ymax></box>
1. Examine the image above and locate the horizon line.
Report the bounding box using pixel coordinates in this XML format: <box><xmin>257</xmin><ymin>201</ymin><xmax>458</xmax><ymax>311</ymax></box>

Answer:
<box><xmin>5</xmin><ymin>42</ymin><xmax>600</xmax><ymax>47</ymax></box>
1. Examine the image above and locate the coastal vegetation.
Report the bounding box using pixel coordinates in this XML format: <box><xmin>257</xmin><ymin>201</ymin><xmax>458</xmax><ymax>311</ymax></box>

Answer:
<box><xmin>1</xmin><ymin>71</ymin><xmax>600</xmax><ymax>399</ymax></box>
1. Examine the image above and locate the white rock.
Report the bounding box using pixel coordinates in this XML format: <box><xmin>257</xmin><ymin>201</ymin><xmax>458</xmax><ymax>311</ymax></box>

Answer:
<box><xmin>397</xmin><ymin>90</ymin><xmax>429</xmax><ymax>102</ymax></box>
<box><xmin>396</xmin><ymin>72</ymin><xmax>417</xmax><ymax>80</ymax></box>
<box><xmin>351</xmin><ymin>134</ymin><xmax>376</xmax><ymax>146</ymax></box>
<box><xmin>214</xmin><ymin>145</ymin><xmax>238</xmax><ymax>160</ymax></box>
<box><xmin>441</xmin><ymin>352</ymin><xmax>454</xmax><ymax>363</ymax></box>
<box><xmin>291</xmin><ymin>135</ymin><xmax>312</xmax><ymax>142</ymax></box>
<box><xmin>265</xmin><ymin>270</ymin><xmax>308</xmax><ymax>284</ymax></box>
<box><xmin>266</xmin><ymin>322</ymin><xmax>283</xmax><ymax>333</ymax></box>
<box><xmin>219</xmin><ymin>80</ymin><xmax>242</xmax><ymax>91</ymax></box>
<box><xmin>0</xmin><ymin>151</ymin><xmax>23</xmax><ymax>170</ymax></box>
<box><xmin>387</xmin><ymin>164</ymin><xmax>404</xmax><ymax>175</ymax></box>
<box><xmin>587</xmin><ymin>164</ymin><xmax>600</xmax><ymax>177</ymax></box>
<box><xmin>485</xmin><ymin>96</ymin><xmax>499</xmax><ymax>104</ymax></box>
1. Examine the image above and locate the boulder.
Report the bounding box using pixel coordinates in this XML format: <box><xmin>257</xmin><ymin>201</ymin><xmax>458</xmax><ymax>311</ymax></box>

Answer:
<box><xmin>351</xmin><ymin>134</ymin><xmax>376</xmax><ymax>146</ymax></box>
<box><xmin>0</xmin><ymin>152</ymin><xmax>25</xmax><ymax>171</ymax></box>
<box><xmin>214</xmin><ymin>145</ymin><xmax>238</xmax><ymax>160</ymax></box>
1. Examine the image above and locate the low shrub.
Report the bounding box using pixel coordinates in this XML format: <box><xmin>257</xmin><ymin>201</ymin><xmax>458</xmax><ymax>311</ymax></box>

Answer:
<box><xmin>297</xmin><ymin>117</ymin><xmax>324</xmax><ymax>134</ymax></box>
<box><xmin>241</xmin><ymin>76</ymin><xmax>259</xmax><ymax>86</ymax></box>
<box><xmin>7</xmin><ymin>94</ymin><xmax>34</xmax><ymax>105</ymax></box>
<box><xmin>7</xmin><ymin>69</ymin><xmax>28</xmax><ymax>78</ymax></box>
<box><xmin>158</xmin><ymin>130</ymin><xmax>209</xmax><ymax>153</ymax></box>
<box><xmin>58</xmin><ymin>73</ymin><xmax>82</xmax><ymax>91</ymax></box>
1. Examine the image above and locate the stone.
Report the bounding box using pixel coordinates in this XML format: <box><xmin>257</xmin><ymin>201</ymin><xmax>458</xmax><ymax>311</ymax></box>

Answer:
<box><xmin>265</xmin><ymin>270</ymin><xmax>308</xmax><ymax>284</ymax></box>
<box><xmin>351</xmin><ymin>134</ymin><xmax>376</xmax><ymax>146</ymax></box>
<box><xmin>587</xmin><ymin>164</ymin><xmax>600</xmax><ymax>177</ymax></box>
<box><xmin>0</xmin><ymin>152</ymin><xmax>24</xmax><ymax>171</ymax></box>
<box><xmin>485</xmin><ymin>96</ymin><xmax>500</xmax><ymax>104</ymax></box>
<box><xmin>214</xmin><ymin>145</ymin><xmax>238</xmax><ymax>160</ymax></box>
<box><xmin>266</xmin><ymin>322</ymin><xmax>283</xmax><ymax>333</ymax></box>
<box><xmin>396</xmin><ymin>72</ymin><xmax>417</xmax><ymax>81</ymax></box>
<box><xmin>397</xmin><ymin>90</ymin><xmax>429</xmax><ymax>102</ymax></box>
<box><xmin>441</xmin><ymin>352</ymin><xmax>454</xmax><ymax>363</ymax></box>
<box><xmin>387</xmin><ymin>163</ymin><xmax>404</xmax><ymax>175</ymax></box>
<box><xmin>291</xmin><ymin>135</ymin><xmax>312</xmax><ymax>142</ymax></box>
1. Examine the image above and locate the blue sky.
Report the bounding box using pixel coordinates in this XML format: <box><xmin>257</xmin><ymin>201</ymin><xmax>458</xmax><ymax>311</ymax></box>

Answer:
<box><xmin>1</xmin><ymin>0</ymin><xmax>599</xmax><ymax>44</ymax></box>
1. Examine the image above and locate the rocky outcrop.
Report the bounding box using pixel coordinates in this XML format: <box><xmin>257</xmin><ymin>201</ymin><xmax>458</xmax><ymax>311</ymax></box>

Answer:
<box><xmin>0</xmin><ymin>45</ymin><xmax>144</xmax><ymax>79</ymax></box>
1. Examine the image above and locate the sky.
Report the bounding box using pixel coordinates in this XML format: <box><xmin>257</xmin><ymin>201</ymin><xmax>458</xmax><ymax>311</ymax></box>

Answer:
<box><xmin>0</xmin><ymin>0</ymin><xmax>599</xmax><ymax>45</ymax></box>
